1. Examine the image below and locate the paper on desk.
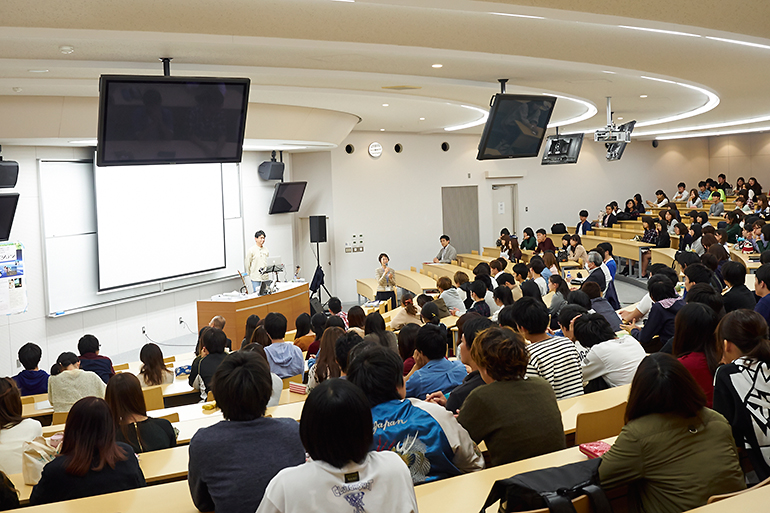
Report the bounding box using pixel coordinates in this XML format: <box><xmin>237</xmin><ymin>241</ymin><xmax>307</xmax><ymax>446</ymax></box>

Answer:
<box><xmin>34</xmin><ymin>400</ymin><xmax>51</xmax><ymax>410</ymax></box>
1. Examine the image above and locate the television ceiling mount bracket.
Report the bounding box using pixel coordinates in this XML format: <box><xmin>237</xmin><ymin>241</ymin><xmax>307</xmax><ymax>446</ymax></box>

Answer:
<box><xmin>159</xmin><ymin>57</ymin><xmax>172</xmax><ymax>77</ymax></box>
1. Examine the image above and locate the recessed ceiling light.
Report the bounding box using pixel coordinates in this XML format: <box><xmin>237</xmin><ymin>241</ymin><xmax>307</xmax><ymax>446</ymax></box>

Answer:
<box><xmin>618</xmin><ymin>25</ymin><xmax>701</xmax><ymax>37</ymax></box>
<box><xmin>706</xmin><ymin>36</ymin><xmax>770</xmax><ymax>50</ymax></box>
<box><xmin>380</xmin><ymin>128</ymin><xmax>385</xmax><ymax>131</ymax></box>
<box><xmin>432</xmin><ymin>64</ymin><xmax>443</xmax><ymax>68</ymax></box>
<box><xmin>59</xmin><ymin>45</ymin><xmax>74</xmax><ymax>54</ymax></box>
<box><xmin>640</xmin><ymin>95</ymin><xmax>648</xmax><ymax>98</ymax></box>
<box><xmin>601</xmin><ymin>71</ymin><xmax>616</xmax><ymax>74</ymax></box>
<box><xmin>618</xmin><ymin>117</ymin><xmax>624</xmax><ymax>120</ymax></box>
<box><xmin>489</xmin><ymin>12</ymin><xmax>545</xmax><ymax>19</ymax></box>
<box><xmin>419</xmin><ymin>118</ymin><xmax>425</xmax><ymax>121</ymax></box>
<box><xmin>12</xmin><ymin>87</ymin><xmax>22</xmax><ymax>93</ymax></box>
<box><xmin>28</xmin><ymin>69</ymin><xmax>49</xmax><ymax>73</ymax></box>
<box><xmin>382</xmin><ymin>104</ymin><xmax>389</xmax><ymax>107</ymax></box>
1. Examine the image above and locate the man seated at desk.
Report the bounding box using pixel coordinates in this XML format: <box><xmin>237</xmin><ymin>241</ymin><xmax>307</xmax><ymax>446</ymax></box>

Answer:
<box><xmin>433</xmin><ymin>234</ymin><xmax>457</xmax><ymax>264</ymax></box>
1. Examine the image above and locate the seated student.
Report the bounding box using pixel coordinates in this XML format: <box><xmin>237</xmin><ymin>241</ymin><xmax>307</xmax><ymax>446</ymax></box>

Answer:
<box><xmin>292</xmin><ymin>313</ymin><xmax>315</xmax><ymax>351</ymax></box>
<box><xmin>189</xmin><ymin>327</ymin><xmax>229</xmax><ymax>397</ymax></box>
<box><xmin>397</xmin><ymin>323</ymin><xmax>420</xmax><ymax>376</ymax></box>
<box><xmin>242</xmin><ymin>314</ymin><xmax>261</xmax><ymax>349</ymax></box>
<box><xmin>629</xmin><ymin>276</ymin><xmax>685</xmax><ymax>352</ymax></box>
<box><xmin>433</xmin><ymin>234</ymin><xmax>457</xmax><ymax>264</ymax></box>
<box><xmin>596</xmin><ymin>242</ymin><xmax>616</xmax><ymax>278</ymax></box>
<box><xmin>306</xmin><ymin>312</ymin><xmax>328</xmax><ymax>358</ymax></box>
<box><xmin>673</xmin><ymin>222</ymin><xmax>692</xmax><ymax>250</ymax></box>
<box><xmin>672</xmin><ymin>181</ymin><xmax>687</xmax><ymax>201</ymax></box>
<box><xmin>105</xmin><ymin>373</ymin><xmax>176</xmax><ymax>453</ymax></box>
<box><xmin>567</xmin><ymin>234</ymin><xmax>588</xmax><ymax>264</ymax></box>
<box><xmin>599</xmin><ymin>354</ymin><xmax>745</xmax><ymax>512</ymax></box>
<box><xmin>547</xmin><ymin>275</ymin><xmax>570</xmax><ymax>328</ymax></box>
<box><xmin>190</xmin><ymin>352</ymin><xmax>305</xmax><ymax>513</ymax></box>
<box><xmin>137</xmin><ymin>343</ymin><xmax>174</xmax><ymax>387</ymax></box>
<box><xmin>528</xmin><ymin>258</ymin><xmax>548</xmax><ymax>296</ymax></box>
<box><xmin>687</xmin><ymin>188</ymin><xmax>703</xmax><ymax>209</ymax></box>
<box><xmin>405</xmin><ymin>324</ymin><xmax>467</xmax><ymax>399</ymax></box>
<box><xmin>426</xmin><ymin>316</ymin><xmax>492</xmax><ymax>413</ymax></box>
<box><xmin>453</xmin><ymin>270</ymin><xmax>473</xmax><ymax>309</ymax></box>
<box><xmin>710</xmin><ymin>193</ymin><xmax>726</xmax><ymax>217</ymax></box>
<box><xmin>488</xmin><ymin>258</ymin><xmax>505</xmax><ymax>283</ymax></box>
<box><xmin>263</xmin><ymin>313</ymin><xmax>304</xmax><ymax>379</ymax></box>
<box><xmin>698</xmin><ymin>180</ymin><xmax>710</xmax><ymax>200</ymax></box>
<box><xmin>507</xmin><ymin>297</ymin><xmax>583</xmax><ymax>399</ymax></box>
<box><xmin>363</xmin><ymin>312</ymin><xmax>398</xmax><ymax>352</ymax></box>
<box><xmin>500</xmin><ymin>268</ymin><xmax>524</xmax><ymax>301</ymax></box>
<box><xmin>48</xmin><ymin>352</ymin><xmax>106</xmax><ymax>413</ymax></box>
<box><xmin>724</xmin><ymin>211</ymin><xmax>742</xmax><ymax>243</ymax></box>
<box><xmin>735</xmin><ymin>195</ymin><xmax>752</xmax><ymax>214</ymax></box>
<box><xmin>535</xmin><ymin>229</ymin><xmax>557</xmax><ymax>254</ymax></box>
<box><xmin>346</xmin><ymin>306</ymin><xmax>366</xmax><ymax>338</ymax></box>
<box><xmin>573</xmin><ymin>314</ymin><xmax>645</xmax><ymax>390</ymax></box>
<box><xmin>555</xmin><ymin>305</ymin><xmax>590</xmax><ymax>359</ymax></box>
<box><xmin>520</xmin><ymin>227</ymin><xmax>537</xmax><ymax>250</ymax></box>
<box><xmin>458</xmin><ymin>327</ymin><xmax>565</xmax><ymax>467</ymax></box>
<box><xmin>622</xmin><ymin>198</ymin><xmax>639</xmax><ymax>219</ymax></box>
<box><xmin>646</xmin><ymin>189</ymin><xmax>670</xmax><ymax>208</ymax></box>
<box><xmin>580</xmin><ymin>282</ymin><xmax>621</xmax><ymax>332</ymax></box>
<box><xmin>684</xmin><ymin>262</ymin><xmax>716</xmax><ymax>294</ymax></box>
<box><xmin>240</xmin><ymin>344</ymin><xmax>282</xmax><ymax>407</ymax></box>
<box><xmin>582</xmin><ymin>251</ymin><xmax>607</xmax><ymax>292</ymax></box>
<box><xmin>208</xmin><ymin>316</ymin><xmax>233</xmax><ymax>350</ymax></box>
<box><xmin>709</xmin><ymin>181</ymin><xmax>726</xmax><ymax>201</ymax></box>
<box><xmin>467</xmin><ymin>280</ymin><xmax>491</xmax><ymax>317</ymax></box>
<box><xmin>346</xmin><ymin>346</ymin><xmax>483</xmax><ymax>484</ymax></box>
<box><xmin>307</xmin><ymin>327</ymin><xmax>344</xmax><ymax>390</ymax></box>
<box><xmin>417</xmin><ymin>292</ymin><xmax>452</xmax><ymax>319</ymax></box>
<box><xmin>437</xmin><ymin>276</ymin><xmax>467</xmax><ymax>315</ymax></box>
<box><xmin>599</xmin><ymin>204</ymin><xmax>616</xmax><ymax>228</ymax></box>
<box><xmin>671</xmin><ymin>303</ymin><xmax>720</xmax><ymax>408</ymax></box>
<box><xmin>327</xmin><ymin>297</ymin><xmax>348</xmax><ymax>329</ymax></box>
<box><xmin>490</xmin><ymin>286</ymin><xmax>513</xmax><ymax>322</ymax></box>
<box><xmin>0</xmin><ymin>377</ymin><xmax>43</xmax><ymax>475</ymax></box>
<box><xmin>542</xmin><ymin>251</ymin><xmax>560</xmax><ymax>277</ymax></box>
<box><xmin>389</xmin><ymin>292</ymin><xmax>424</xmax><ymax>330</ymax></box>
<box><xmin>29</xmin><ymin>397</ymin><xmax>146</xmax><ymax>505</ymax></box>
<box><xmin>721</xmin><ymin>261</ymin><xmax>756</xmax><ymax>312</ymax></box>
<box><xmin>575</xmin><ymin>209</ymin><xmax>592</xmax><ymax>235</ymax></box>
<box><xmin>77</xmin><ymin>334</ymin><xmax>115</xmax><ymax>384</ymax></box>
<box><xmin>13</xmin><ymin>342</ymin><xmax>49</xmax><ymax>396</ymax></box>
<box><xmin>335</xmin><ymin>331</ymin><xmax>365</xmax><ymax>377</ymax></box>
<box><xmin>258</xmin><ymin>379</ymin><xmax>418</xmax><ymax>513</ymax></box>
<box><xmin>759</xmin><ymin>223</ymin><xmax>770</xmax><ymax>253</ymax></box>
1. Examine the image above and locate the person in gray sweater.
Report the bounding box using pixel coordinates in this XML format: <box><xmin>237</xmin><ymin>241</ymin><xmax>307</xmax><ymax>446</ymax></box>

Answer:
<box><xmin>188</xmin><ymin>352</ymin><xmax>305</xmax><ymax>513</ymax></box>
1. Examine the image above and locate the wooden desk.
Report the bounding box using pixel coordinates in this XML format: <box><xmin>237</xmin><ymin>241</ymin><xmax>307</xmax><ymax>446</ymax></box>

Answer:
<box><xmin>423</xmin><ymin>263</ymin><xmax>473</xmax><ymax>282</ymax></box>
<box><xmin>394</xmin><ymin>269</ymin><xmax>438</xmax><ymax>296</ymax></box>
<box><xmin>356</xmin><ymin>278</ymin><xmax>379</xmax><ymax>302</ymax></box>
<box><xmin>457</xmin><ymin>253</ymin><xmax>488</xmax><ymax>270</ymax></box>
<box><xmin>558</xmin><ymin>384</ymin><xmax>629</xmax><ymax>437</ymax></box>
<box><xmin>197</xmin><ymin>282</ymin><xmax>310</xmax><ymax>350</ymax></box>
<box><xmin>482</xmin><ymin>246</ymin><xmax>500</xmax><ymax>257</ymax></box>
<box><xmin>652</xmin><ymin>247</ymin><xmax>679</xmax><ymax>269</ymax></box>
<box><xmin>730</xmin><ymin>249</ymin><xmax>761</xmax><ymax>272</ymax></box>
<box><xmin>577</xmin><ymin>235</ymin><xmax>652</xmax><ymax>279</ymax></box>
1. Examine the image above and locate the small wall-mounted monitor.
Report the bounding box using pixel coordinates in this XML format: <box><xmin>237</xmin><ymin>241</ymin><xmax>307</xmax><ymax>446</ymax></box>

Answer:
<box><xmin>96</xmin><ymin>75</ymin><xmax>250</xmax><ymax>166</ymax></box>
<box><xmin>606</xmin><ymin>120</ymin><xmax>637</xmax><ymax>162</ymax></box>
<box><xmin>541</xmin><ymin>133</ymin><xmax>584</xmax><ymax>165</ymax></box>
<box><xmin>477</xmin><ymin>94</ymin><xmax>556</xmax><ymax>160</ymax></box>
<box><xmin>0</xmin><ymin>194</ymin><xmax>19</xmax><ymax>241</ymax></box>
<box><xmin>269</xmin><ymin>182</ymin><xmax>307</xmax><ymax>214</ymax></box>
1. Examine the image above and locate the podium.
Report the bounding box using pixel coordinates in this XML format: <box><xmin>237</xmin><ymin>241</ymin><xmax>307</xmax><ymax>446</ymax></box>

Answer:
<box><xmin>196</xmin><ymin>283</ymin><xmax>310</xmax><ymax>350</ymax></box>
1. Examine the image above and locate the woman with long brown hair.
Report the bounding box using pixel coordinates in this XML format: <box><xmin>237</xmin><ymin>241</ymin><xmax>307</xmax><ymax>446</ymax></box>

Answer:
<box><xmin>306</xmin><ymin>327</ymin><xmax>344</xmax><ymax>390</ymax></box>
<box><xmin>105</xmin><ymin>373</ymin><xmax>176</xmax><ymax>453</ymax></box>
<box><xmin>29</xmin><ymin>396</ymin><xmax>146</xmax><ymax>505</ymax></box>
<box><xmin>0</xmin><ymin>377</ymin><xmax>42</xmax><ymax>474</ymax></box>
<box><xmin>389</xmin><ymin>292</ymin><xmax>423</xmax><ymax>331</ymax></box>
<box><xmin>137</xmin><ymin>343</ymin><xmax>174</xmax><ymax>387</ymax></box>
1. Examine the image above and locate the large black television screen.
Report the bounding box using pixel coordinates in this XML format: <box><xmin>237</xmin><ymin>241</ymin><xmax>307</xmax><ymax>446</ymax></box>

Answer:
<box><xmin>97</xmin><ymin>75</ymin><xmax>250</xmax><ymax>166</ymax></box>
<box><xmin>541</xmin><ymin>133</ymin><xmax>584</xmax><ymax>165</ymax></box>
<box><xmin>269</xmin><ymin>182</ymin><xmax>307</xmax><ymax>214</ymax></box>
<box><xmin>477</xmin><ymin>94</ymin><xmax>556</xmax><ymax>160</ymax></box>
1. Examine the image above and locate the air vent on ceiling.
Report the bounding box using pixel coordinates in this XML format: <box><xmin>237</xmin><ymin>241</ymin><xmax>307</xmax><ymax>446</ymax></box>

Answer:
<box><xmin>382</xmin><ymin>85</ymin><xmax>422</xmax><ymax>91</ymax></box>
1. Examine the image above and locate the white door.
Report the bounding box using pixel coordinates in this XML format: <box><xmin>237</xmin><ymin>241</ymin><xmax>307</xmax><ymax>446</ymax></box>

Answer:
<box><xmin>491</xmin><ymin>185</ymin><xmax>516</xmax><ymax>237</ymax></box>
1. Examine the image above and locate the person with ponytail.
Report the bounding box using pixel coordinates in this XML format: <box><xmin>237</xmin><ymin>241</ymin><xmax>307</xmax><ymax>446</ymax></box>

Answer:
<box><xmin>388</xmin><ymin>292</ymin><xmax>424</xmax><ymax>331</ymax></box>
<box><xmin>713</xmin><ymin>309</ymin><xmax>770</xmax><ymax>482</ymax></box>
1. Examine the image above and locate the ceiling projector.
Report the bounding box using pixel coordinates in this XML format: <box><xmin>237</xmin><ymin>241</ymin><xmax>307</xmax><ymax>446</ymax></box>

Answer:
<box><xmin>594</xmin><ymin>127</ymin><xmax>632</xmax><ymax>143</ymax></box>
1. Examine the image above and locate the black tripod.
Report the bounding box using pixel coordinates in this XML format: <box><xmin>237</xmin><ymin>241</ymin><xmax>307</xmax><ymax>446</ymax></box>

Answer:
<box><xmin>310</xmin><ymin>241</ymin><xmax>332</xmax><ymax>305</ymax></box>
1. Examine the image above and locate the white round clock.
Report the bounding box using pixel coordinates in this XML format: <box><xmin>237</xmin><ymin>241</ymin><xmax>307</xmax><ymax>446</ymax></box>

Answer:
<box><xmin>368</xmin><ymin>142</ymin><xmax>383</xmax><ymax>158</ymax></box>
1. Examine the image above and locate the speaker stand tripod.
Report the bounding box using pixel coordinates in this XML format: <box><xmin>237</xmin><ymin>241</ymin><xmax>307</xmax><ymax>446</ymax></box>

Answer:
<box><xmin>311</xmin><ymin>241</ymin><xmax>332</xmax><ymax>305</ymax></box>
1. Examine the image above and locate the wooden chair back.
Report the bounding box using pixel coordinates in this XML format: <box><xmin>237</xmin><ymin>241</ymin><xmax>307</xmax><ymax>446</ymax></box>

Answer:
<box><xmin>411</xmin><ymin>266</ymin><xmax>416</xmax><ymax>272</ymax></box>
<box><xmin>206</xmin><ymin>391</ymin><xmax>214</xmax><ymax>402</ymax></box>
<box><xmin>282</xmin><ymin>374</ymin><xmax>302</xmax><ymax>389</ymax></box>
<box><xmin>708</xmin><ymin>475</ymin><xmax>770</xmax><ymax>504</ymax></box>
<box><xmin>285</xmin><ymin>330</ymin><xmax>297</xmax><ymax>342</ymax></box>
<box><xmin>157</xmin><ymin>412</ymin><xmax>180</xmax><ymax>423</ymax></box>
<box><xmin>52</xmin><ymin>411</ymin><xmax>68</xmax><ymax>425</ymax></box>
<box><xmin>21</xmin><ymin>395</ymin><xmax>34</xmax><ymax>405</ymax></box>
<box><xmin>142</xmin><ymin>385</ymin><xmax>165</xmax><ymax>411</ymax></box>
<box><xmin>113</xmin><ymin>363</ymin><xmax>129</xmax><ymax>371</ymax></box>
<box><xmin>163</xmin><ymin>356</ymin><xmax>175</xmax><ymax>363</ymax></box>
<box><xmin>575</xmin><ymin>401</ymin><xmax>627</xmax><ymax>445</ymax></box>
<box><xmin>471</xmin><ymin>250</ymin><xmax>479</xmax><ymax>255</ymax></box>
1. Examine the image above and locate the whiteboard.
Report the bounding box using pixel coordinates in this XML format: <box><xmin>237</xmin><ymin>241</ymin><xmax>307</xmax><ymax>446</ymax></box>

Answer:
<box><xmin>39</xmin><ymin>160</ymin><xmax>244</xmax><ymax>315</ymax></box>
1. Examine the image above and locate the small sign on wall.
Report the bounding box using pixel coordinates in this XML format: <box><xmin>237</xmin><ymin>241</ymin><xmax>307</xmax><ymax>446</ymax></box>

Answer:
<box><xmin>497</xmin><ymin>202</ymin><xmax>505</xmax><ymax>215</ymax></box>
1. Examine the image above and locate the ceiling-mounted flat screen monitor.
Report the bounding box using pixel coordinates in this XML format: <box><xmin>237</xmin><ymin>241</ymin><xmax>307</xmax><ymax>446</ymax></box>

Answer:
<box><xmin>477</xmin><ymin>94</ymin><xmax>556</xmax><ymax>160</ymax></box>
<box><xmin>0</xmin><ymin>194</ymin><xmax>19</xmax><ymax>241</ymax></box>
<box><xmin>542</xmin><ymin>133</ymin><xmax>584</xmax><ymax>165</ymax></box>
<box><xmin>96</xmin><ymin>75</ymin><xmax>250</xmax><ymax>166</ymax></box>
<box><xmin>269</xmin><ymin>182</ymin><xmax>307</xmax><ymax>214</ymax></box>
<box><xmin>606</xmin><ymin>120</ymin><xmax>637</xmax><ymax>162</ymax></box>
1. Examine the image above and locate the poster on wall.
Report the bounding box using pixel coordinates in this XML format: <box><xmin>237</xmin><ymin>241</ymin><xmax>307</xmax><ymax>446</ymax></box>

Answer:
<box><xmin>0</xmin><ymin>242</ymin><xmax>26</xmax><ymax>315</ymax></box>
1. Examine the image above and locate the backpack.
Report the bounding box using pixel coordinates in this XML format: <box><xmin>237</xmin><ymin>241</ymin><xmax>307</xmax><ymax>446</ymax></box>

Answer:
<box><xmin>480</xmin><ymin>459</ymin><xmax>612</xmax><ymax>513</ymax></box>
<box><xmin>551</xmin><ymin>223</ymin><xmax>567</xmax><ymax>234</ymax></box>
<box><xmin>616</xmin><ymin>212</ymin><xmax>633</xmax><ymax>221</ymax></box>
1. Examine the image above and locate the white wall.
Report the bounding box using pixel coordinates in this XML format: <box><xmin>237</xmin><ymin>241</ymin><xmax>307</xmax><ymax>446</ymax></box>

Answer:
<box><xmin>708</xmin><ymin>133</ymin><xmax>770</xmax><ymax>184</ymax></box>
<box><xmin>292</xmin><ymin>131</ymin><xmax>710</xmax><ymax>303</ymax></box>
<box><xmin>0</xmin><ymin>145</ymin><xmax>296</xmax><ymax>376</ymax></box>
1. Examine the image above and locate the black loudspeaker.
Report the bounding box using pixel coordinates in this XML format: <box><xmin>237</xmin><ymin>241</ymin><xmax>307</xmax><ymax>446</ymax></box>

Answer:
<box><xmin>258</xmin><ymin>161</ymin><xmax>285</xmax><ymax>180</ymax></box>
<box><xmin>309</xmin><ymin>297</ymin><xmax>324</xmax><ymax>316</ymax></box>
<box><xmin>310</xmin><ymin>215</ymin><xmax>327</xmax><ymax>243</ymax></box>
<box><xmin>0</xmin><ymin>161</ymin><xmax>19</xmax><ymax>188</ymax></box>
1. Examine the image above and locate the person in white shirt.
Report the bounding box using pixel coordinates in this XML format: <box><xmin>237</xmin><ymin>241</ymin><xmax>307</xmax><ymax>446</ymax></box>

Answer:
<box><xmin>257</xmin><ymin>379</ymin><xmax>418</xmax><ymax>513</ymax></box>
<box><xmin>48</xmin><ymin>352</ymin><xmax>106</xmax><ymax>413</ymax></box>
<box><xmin>244</xmin><ymin>230</ymin><xmax>269</xmax><ymax>293</ymax></box>
<box><xmin>574</xmin><ymin>314</ymin><xmax>646</xmax><ymax>391</ymax></box>
<box><xmin>436</xmin><ymin>276</ymin><xmax>466</xmax><ymax>315</ymax></box>
<box><xmin>646</xmin><ymin>190</ymin><xmax>670</xmax><ymax>208</ymax></box>
<box><xmin>0</xmin><ymin>378</ymin><xmax>43</xmax><ymax>475</ymax></box>
<box><xmin>672</xmin><ymin>182</ymin><xmax>688</xmax><ymax>201</ymax></box>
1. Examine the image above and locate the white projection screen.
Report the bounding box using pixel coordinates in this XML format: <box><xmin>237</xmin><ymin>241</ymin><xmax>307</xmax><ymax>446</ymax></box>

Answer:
<box><xmin>94</xmin><ymin>163</ymin><xmax>226</xmax><ymax>291</ymax></box>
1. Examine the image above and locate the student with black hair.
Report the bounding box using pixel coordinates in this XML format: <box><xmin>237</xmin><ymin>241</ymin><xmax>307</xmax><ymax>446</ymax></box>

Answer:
<box><xmin>13</xmin><ymin>342</ymin><xmax>49</xmax><ymax>396</ymax></box>
<box><xmin>567</xmin><ymin>234</ymin><xmax>588</xmax><ymax>265</ymax></box>
<box><xmin>189</xmin><ymin>327</ymin><xmax>229</xmax><ymax>399</ymax></box>
<box><xmin>190</xmin><ymin>352</ymin><xmax>305</xmax><ymax>513</ymax></box>
<box><xmin>405</xmin><ymin>324</ymin><xmax>466</xmax><ymax>399</ymax></box>
<box><xmin>327</xmin><ymin>297</ymin><xmax>348</xmax><ymax>329</ymax></box>
<box><xmin>719</xmin><ymin>261</ymin><xmax>756</xmax><ymax>312</ymax></box>
<box><xmin>575</xmin><ymin>209</ymin><xmax>591</xmax><ymax>235</ymax></box>
<box><xmin>0</xmin><ymin>377</ymin><xmax>43</xmax><ymax>475</ymax></box>
<box><xmin>77</xmin><ymin>334</ymin><xmax>115</xmax><ymax>384</ymax></box>
<box><xmin>426</xmin><ymin>316</ymin><xmax>493</xmax><ymax>413</ymax></box>
<box><xmin>684</xmin><ymin>283</ymin><xmax>725</xmax><ymax>318</ymax></box>
<box><xmin>535</xmin><ymin>229</ymin><xmax>557</xmax><ymax>254</ymax></box>
<box><xmin>683</xmin><ymin>262</ymin><xmax>714</xmax><ymax>293</ymax></box>
<box><xmin>580</xmin><ymin>281</ymin><xmax>621</xmax><ymax>331</ymax></box>
<box><xmin>490</xmin><ymin>286</ymin><xmax>513</xmax><ymax>322</ymax></box>
<box><xmin>346</xmin><ymin>347</ymin><xmax>482</xmax><ymax>485</ymax></box>
<box><xmin>755</xmin><ymin>264</ymin><xmax>770</xmax><ymax>325</ymax></box>
<box><xmin>263</xmin><ymin>313</ymin><xmax>304</xmax><ymax>379</ymax></box>
<box><xmin>670</xmin><ymin>303</ymin><xmax>721</xmax><ymax>408</ymax></box>
<box><xmin>674</xmin><ymin>222</ymin><xmax>692</xmax><ymax>250</ymax></box>
<box><xmin>306</xmin><ymin>312</ymin><xmax>327</xmax><ymax>358</ymax></box>
<box><xmin>467</xmin><ymin>281</ymin><xmax>491</xmax><ymax>317</ymax></box>
<box><xmin>546</xmin><ymin>275</ymin><xmax>570</xmax><ymax>328</ymax></box>
<box><xmin>566</xmin><ymin>290</ymin><xmax>591</xmax><ymax>310</ymax></box>
<box><xmin>520</xmin><ymin>227</ymin><xmax>536</xmax><ymax>250</ymax></box>
<box><xmin>433</xmin><ymin>234</ymin><xmax>457</xmax><ymax>264</ymax></box>
<box><xmin>574</xmin><ymin>314</ymin><xmax>645</xmax><ymax>391</ymax></box>
<box><xmin>599</xmin><ymin>354</ymin><xmax>745</xmax><ymax>512</ymax></box>
<box><xmin>596</xmin><ymin>242</ymin><xmax>616</xmax><ymax>278</ymax></box>
<box><xmin>258</xmin><ymin>379</ymin><xmax>419</xmax><ymax>512</ymax></box>
<box><xmin>457</xmin><ymin>327</ymin><xmax>565</xmax><ymax>467</ymax></box>
<box><xmin>48</xmin><ymin>352</ymin><xmax>106</xmax><ymax>413</ymax></box>
<box><xmin>672</xmin><ymin>182</ymin><xmax>687</xmax><ymax>201</ymax></box>
<box><xmin>527</xmin><ymin>257</ymin><xmax>548</xmax><ymax>296</ymax></box>
<box><xmin>494</xmin><ymin>272</ymin><xmax>522</xmax><ymax>301</ymax></box>
<box><xmin>646</xmin><ymin>189</ymin><xmax>670</xmax><ymax>208</ymax></box>
<box><xmin>714</xmin><ymin>309</ymin><xmax>770</xmax><ymax>482</ymax></box>
<box><xmin>629</xmin><ymin>275</ymin><xmax>684</xmax><ymax>351</ymax></box>
<box><xmin>397</xmin><ymin>324</ymin><xmax>420</xmax><ymax>376</ymax></box>
<box><xmin>556</xmin><ymin>304</ymin><xmax>589</xmax><ymax>345</ymax></box>
<box><xmin>390</xmin><ymin>292</ymin><xmax>424</xmax><ymax>331</ymax></box>
<box><xmin>335</xmin><ymin>331</ymin><xmax>364</xmax><ymax>376</ymax></box>
<box><xmin>509</xmin><ymin>297</ymin><xmax>583</xmax><ymax>399</ymax></box>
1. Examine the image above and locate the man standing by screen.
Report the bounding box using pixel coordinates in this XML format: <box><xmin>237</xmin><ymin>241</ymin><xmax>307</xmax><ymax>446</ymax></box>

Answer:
<box><xmin>245</xmin><ymin>230</ymin><xmax>269</xmax><ymax>293</ymax></box>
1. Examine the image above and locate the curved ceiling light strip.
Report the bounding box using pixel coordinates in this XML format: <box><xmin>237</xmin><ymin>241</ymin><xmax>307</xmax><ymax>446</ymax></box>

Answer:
<box><xmin>634</xmin><ymin>77</ymin><xmax>720</xmax><ymax>127</ymax></box>
<box><xmin>443</xmin><ymin>104</ymin><xmax>489</xmax><ymax>132</ymax></box>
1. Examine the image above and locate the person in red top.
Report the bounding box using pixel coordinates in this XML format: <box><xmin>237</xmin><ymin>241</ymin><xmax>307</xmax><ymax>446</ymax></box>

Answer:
<box><xmin>77</xmin><ymin>334</ymin><xmax>115</xmax><ymax>385</ymax></box>
<box><xmin>671</xmin><ymin>303</ymin><xmax>721</xmax><ymax>407</ymax></box>
<box><xmin>535</xmin><ymin>229</ymin><xmax>556</xmax><ymax>254</ymax></box>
